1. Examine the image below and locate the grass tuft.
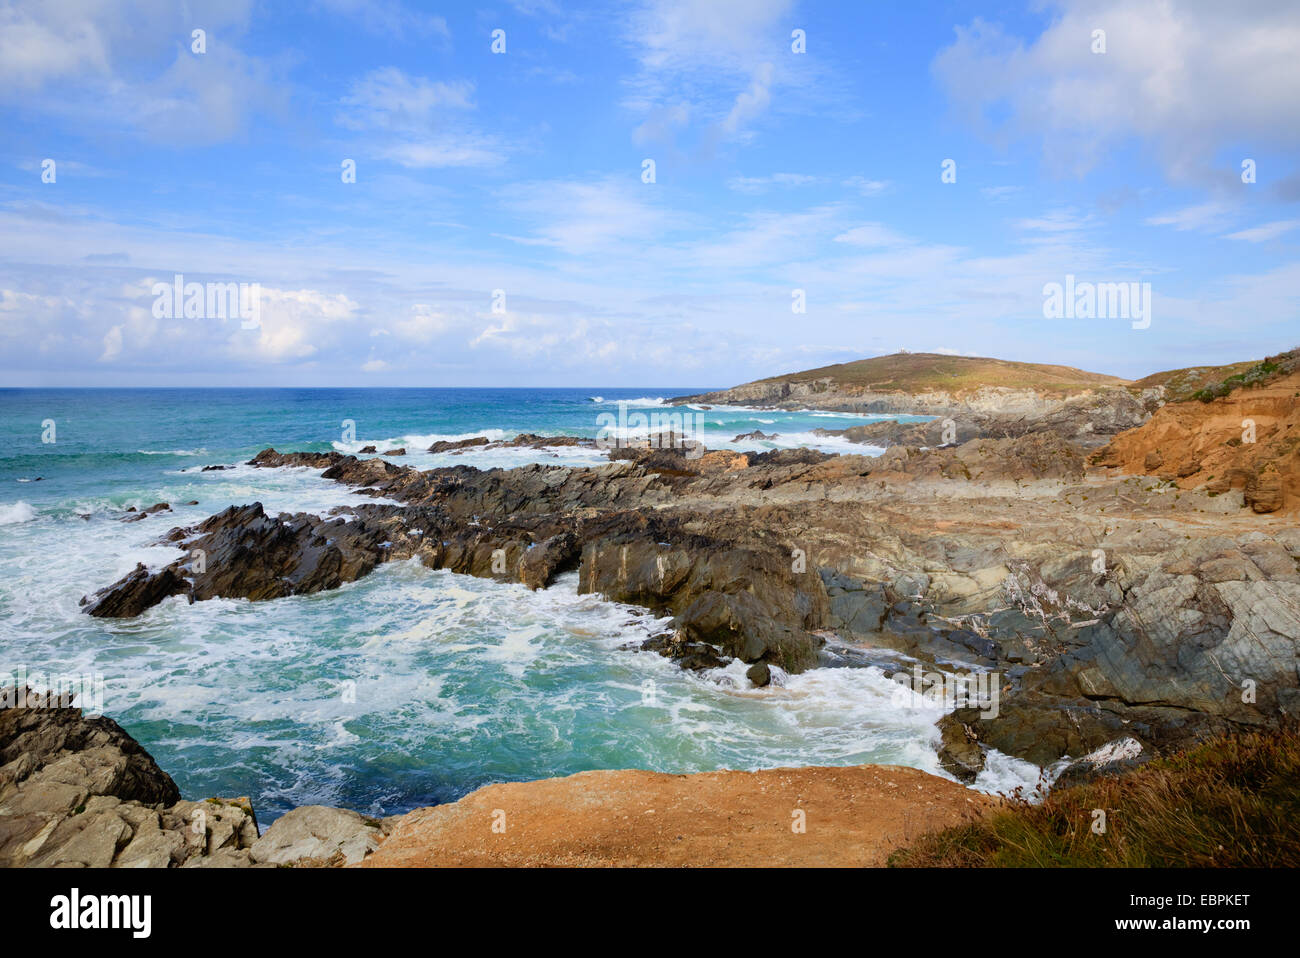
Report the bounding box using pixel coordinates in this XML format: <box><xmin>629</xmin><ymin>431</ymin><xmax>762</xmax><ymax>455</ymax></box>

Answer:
<box><xmin>889</xmin><ymin>723</ymin><xmax>1300</xmax><ymax>867</ymax></box>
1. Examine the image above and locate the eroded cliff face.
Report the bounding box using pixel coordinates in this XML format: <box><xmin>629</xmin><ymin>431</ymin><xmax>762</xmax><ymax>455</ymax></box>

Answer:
<box><xmin>1094</xmin><ymin>370</ymin><xmax>1300</xmax><ymax>515</ymax></box>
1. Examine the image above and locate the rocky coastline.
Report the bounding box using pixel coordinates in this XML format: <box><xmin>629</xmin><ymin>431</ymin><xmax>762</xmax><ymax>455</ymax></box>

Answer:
<box><xmin>7</xmin><ymin>349</ymin><xmax>1299</xmax><ymax>867</ymax></box>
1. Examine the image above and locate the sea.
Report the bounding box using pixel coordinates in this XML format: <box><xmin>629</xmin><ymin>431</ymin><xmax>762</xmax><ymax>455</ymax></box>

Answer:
<box><xmin>0</xmin><ymin>387</ymin><xmax>1040</xmax><ymax>823</ymax></box>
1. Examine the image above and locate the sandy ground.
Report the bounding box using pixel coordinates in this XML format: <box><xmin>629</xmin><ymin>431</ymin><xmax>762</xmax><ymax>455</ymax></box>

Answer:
<box><xmin>360</xmin><ymin>764</ymin><xmax>991</xmax><ymax>867</ymax></box>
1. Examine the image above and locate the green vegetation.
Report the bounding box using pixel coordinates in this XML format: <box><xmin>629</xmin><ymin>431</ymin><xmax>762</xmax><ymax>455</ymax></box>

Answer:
<box><xmin>889</xmin><ymin>724</ymin><xmax>1300</xmax><ymax>867</ymax></box>
<box><xmin>1131</xmin><ymin>360</ymin><xmax>1260</xmax><ymax>402</ymax></box>
<box><xmin>754</xmin><ymin>352</ymin><xmax>1128</xmax><ymax>396</ymax></box>
<box><xmin>1186</xmin><ymin>349</ymin><xmax>1299</xmax><ymax>403</ymax></box>
<box><xmin>732</xmin><ymin>347</ymin><xmax>1299</xmax><ymax>403</ymax></box>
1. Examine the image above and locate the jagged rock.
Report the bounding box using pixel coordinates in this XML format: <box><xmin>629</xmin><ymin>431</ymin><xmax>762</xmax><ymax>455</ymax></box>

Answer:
<box><xmin>0</xmin><ymin>690</ymin><xmax>379</xmax><ymax>868</ymax></box>
<box><xmin>250</xmin><ymin>806</ymin><xmax>389</xmax><ymax>866</ymax></box>
<box><xmin>1053</xmin><ymin>736</ymin><xmax>1148</xmax><ymax>788</ymax></box>
<box><xmin>936</xmin><ymin>717</ymin><xmax>985</xmax><ymax>782</ymax></box>
<box><xmin>80</xmin><ymin>563</ymin><xmax>188</xmax><ymax>617</ymax></box>
<box><xmin>428</xmin><ymin>436</ymin><xmax>489</xmax><ymax>453</ymax></box>
<box><xmin>83</xmin><ymin>502</ymin><xmax>385</xmax><ymax>616</ymax></box>
<box><xmin>500</xmin><ymin>433</ymin><xmax>593</xmax><ymax>448</ymax></box>
<box><xmin>0</xmin><ymin>691</ymin><xmax>180</xmax><ymax>806</ymax></box>
<box><xmin>382</xmin><ymin>447</ymin><xmax>406</xmax><ymax>456</ymax></box>
<box><xmin>639</xmin><ymin>631</ymin><xmax>729</xmax><ymax>671</ymax></box>
<box><xmin>78</xmin><ymin>433</ymin><xmax>1300</xmax><ymax>774</ymax></box>
<box><xmin>517</xmin><ymin>532</ymin><xmax>580</xmax><ymax>590</ymax></box>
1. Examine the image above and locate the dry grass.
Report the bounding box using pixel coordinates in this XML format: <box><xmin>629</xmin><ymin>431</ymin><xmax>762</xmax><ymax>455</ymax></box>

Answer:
<box><xmin>889</xmin><ymin>723</ymin><xmax>1300</xmax><ymax>867</ymax></box>
<box><xmin>753</xmin><ymin>352</ymin><xmax>1128</xmax><ymax>395</ymax></box>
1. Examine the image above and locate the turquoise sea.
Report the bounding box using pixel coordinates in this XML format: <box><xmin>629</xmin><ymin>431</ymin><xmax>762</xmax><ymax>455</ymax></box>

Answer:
<box><xmin>0</xmin><ymin>388</ymin><xmax>1035</xmax><ymax>823</ymax></box>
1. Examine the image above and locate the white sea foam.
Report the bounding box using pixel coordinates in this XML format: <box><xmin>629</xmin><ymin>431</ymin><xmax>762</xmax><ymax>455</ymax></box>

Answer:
<box><xmin>710</xmin><ymin>429</ymin><xmax>885</xmax><ymax>457</ymax></box>
<box><xmin>2</xmin><ymin>437</ymin><xmax>1046</xmax><ymax>821</ymax></box>
<box><xmin>0</xmin><ymin>501</ymin><xmax>36</xmax><ymax>524</ymax></box>
<box><xmin>589</xmin><ymin>396</ymin><xmax>667</xmax><ymax>406</ymax></box>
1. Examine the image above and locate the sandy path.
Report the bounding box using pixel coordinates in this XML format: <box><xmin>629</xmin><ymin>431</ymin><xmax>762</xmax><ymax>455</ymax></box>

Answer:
<box><xmin>360</xmin><ymin>764</ymin><xmax>990</xmax><ymax>867</ymax></box>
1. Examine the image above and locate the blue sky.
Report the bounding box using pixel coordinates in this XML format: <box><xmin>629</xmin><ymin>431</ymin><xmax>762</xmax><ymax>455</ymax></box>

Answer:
<box><xmin>1</xmin><ymin>0</ymin><xmax>1297</xmax><ymax>387</ymax></box>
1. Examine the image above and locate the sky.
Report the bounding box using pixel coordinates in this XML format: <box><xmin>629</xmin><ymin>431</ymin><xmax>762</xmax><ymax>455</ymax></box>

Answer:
<box><xmin>1</xmin><ymin>0</ymin><xmax>1298</xmax><ymax>388</ymax></box>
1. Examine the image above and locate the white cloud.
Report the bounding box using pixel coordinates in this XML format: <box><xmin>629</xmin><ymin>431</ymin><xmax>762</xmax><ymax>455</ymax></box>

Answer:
<box><xmin>339</xmin><ymin>68</ymin><xmax>475</xmax><ymax>126</ymax></box>
<box><xmin>842</xmin><ymin>176</ymin><xmax>890</xmax><ymax>197</ymax></box>
<box><xmin>226</xmin><ymin>288</ymin><xmax>358</xmax><ymax>363</ymax></box>
<box><xmin>625</xmin><ymin>0</ymin><xmax>796</xmax><ymax>146</ymax></box>
<box><xmin>393</xmin><ymin>304</ymin><xmax>456</xmax><ymax>342</ymax></box>
<box><xmin>338</xmin><ymin>67</ymin><xmax>504</xmax><ymax>169</ymax></box>
<box><xmin>981</xmin><ymin>185</ymin><xmax>1021</xmax><ymax>200</ymax></box>
<box><xmin>720</xmin><ymin>61</ymin><xmax>774</xmax><ymax>140</ymax></box>
<box><xmin>1224</xmin><ymin>220</ymin><xmax>1300</xmax><ymax>242</ymax></box>
<box><xmin>934</xmin><ymin>1</ymin><xmax>1300</xmax><ymax>181</ymax></box>
<box><xmin>314</xmin><ymin>0</ymin><xmax>449</xmax><ymax>39</ymax></box>
<box><xmin>0</xmin><ymin>0</ymin><xmax>282</xmax><ymax>145</ymax></box>
<box><xmin>99</xmin><ymin>324</ymin><xmax>123</xmax><ymax>361</ymax></box>
<box><xmin>496</xmin><ymin>177</ymin><xmax>677</xmax><ymax>256</ymax></box>
<box><xmin>833</xmin><ymin>223</ymin><xmax>910</xmax><ymax>248</ymax></box>
<box><xmin>630</xmin><ymin>0</ymin><xmax>794</xmax><ymax>73</ymax></box>
<box><xmin>727</xmin><ymin>173</ymin><xmax>819</xmax><ymax>193</ymax></box>
<box><xmin>1015</xmin><ymin>209</ymin><xmax>1094</xmax><ymax>233</ymax></box>
<box><xmin>1146</xmin><ymin>201</ymin><xmax>1234</xmax><ymax>232</ymax></box>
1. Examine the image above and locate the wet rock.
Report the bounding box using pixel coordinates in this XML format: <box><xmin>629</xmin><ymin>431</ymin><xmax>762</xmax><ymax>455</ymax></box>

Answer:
<box><xmin>746</xmin><ymin>662</ymin><xmax>772</xmax><ymax>687</ymax></box>
<box><xmin>1053</xmin><ymin>736</ymin><xmax>1149</xmax><ymax>788</ymax></box>
<box><xmin>499</xmin><ymin>433</ymin><xmax>594</xmax><ymax>449</ymax></box>
<box><xmin>640</xmin><ymin>632</ymin><xmax>729</xmax><ymax>671</ymax></box>
<box><xmin>84</xmin><ymin>502</ymin><xmax>385</xmax><ymax>615</ymax></box>
<box><xmin>80</xmin><ymin>563</ymin><xmax>189</xmax><ymax>618</ymax></box>
<box><xmin>78</xmin><ymin>435</ymin><xmax>1300</xmax><ymax>777</ymax></box>
<box><xmin>428</xmin><ymin>436</ymin><xmax>489</xmax><ymax>453</ymax></box>
<box><xmin>517</xmin><ymin>532</ymin><xmax>580</xmax><ymax>590</ymax></box>
<box><xmin>381</xmin><ymin>448</ymin><xmax>406</xmax><ymax>456</ymax></box>
<box><xmin>936</xmin><ymin>716</ymin><xmax>985</xmax><ymax>782</ymax></box>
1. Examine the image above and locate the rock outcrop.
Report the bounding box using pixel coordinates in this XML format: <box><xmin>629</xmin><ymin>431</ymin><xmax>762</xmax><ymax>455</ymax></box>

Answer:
<box><xmin>362</xmin><ymin>764</ymin><xmax>989</xmax><ymax>867</ymax></box>
<box><xmin>81</xmin><ymin>415</ymin><xmax>1300</xmax><ymax>780</ymax></box>
<box><xmin>0</xmin><ymin>690</ymin><xmax>390</xmax><ymax>868</ymax></box>
<box><xmin>1094</xmin><ymin>354</ymin><xmax>1300</xmax><ymax>514</ymax></box>
<box><xmin>672</xmin><ymin>351</ymin><xmax>1154</xmax><ymax>446</ymax></box>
